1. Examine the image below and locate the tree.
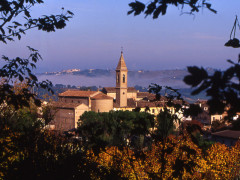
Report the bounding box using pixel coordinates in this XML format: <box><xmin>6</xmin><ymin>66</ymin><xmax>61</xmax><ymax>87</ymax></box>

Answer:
<box><xmin>0</xmin><ymin>0</ymin><xmax>74</xmax><ymax>109</ymax></box>
<box><xmin>128</xmin><ymin>0</ymin><xmax>216</xmax><ymax>19</ymax></box>
<box><xmin>87</xmin><ymin>136</ymin><xmax>240</xmax><ymax>179</ymax></box>
<box><xmin>0</xmin><ymin>81</ymin><xmax>44</xmax><ymax>133</ymax></box>
<box><xmin>128</xmin><ymin>1</ymin><xmax>240</xmax><ymax>123</ymax></box>
<box><xmin>78</xmin><ymin>110</ymin><xmax>154</xmax><ymax>152</ymax></box>
<box><xmin>148</xmin><ymin>84</ymin><xmax>202</xmax><ymax>140</ymax></box>
<box><xmin>183</xmin><ymin>59</ymin><xmax>240</xmax><ymax>121</ymax></box>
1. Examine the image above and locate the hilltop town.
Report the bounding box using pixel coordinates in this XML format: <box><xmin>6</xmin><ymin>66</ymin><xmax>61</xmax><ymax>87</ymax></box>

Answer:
<box><xmin>46</xmin><ymin>52</ymin><xmax>240</xmax><ymax>147</ymax></box>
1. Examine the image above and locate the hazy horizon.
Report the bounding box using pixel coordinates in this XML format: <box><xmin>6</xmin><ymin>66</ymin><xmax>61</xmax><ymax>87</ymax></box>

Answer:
<box><xmin>1</xmin><ymin>1</ymin><xmax>240</xmax><ymax>73</ymax></box>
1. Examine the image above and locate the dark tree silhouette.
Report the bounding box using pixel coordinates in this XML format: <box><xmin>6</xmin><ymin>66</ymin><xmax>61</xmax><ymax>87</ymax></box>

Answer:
<box><xmin>128</xmin><ymin>1</ymin><xmax>240</xmax><ymax>122</ymax></box>
<box><xmin>128</xmin><ymin>0</ymin><xmax>216</xmax><ymax>19</ymax></box>
<box><xmin>0</xmin><ymin>0</ymin><xmax>73</xmax><ymax>109</ymax></box>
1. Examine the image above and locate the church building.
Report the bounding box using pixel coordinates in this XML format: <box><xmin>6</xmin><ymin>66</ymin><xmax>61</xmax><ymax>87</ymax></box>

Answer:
<box><xmin>51</xmin><ymin>52</ymin><xmax>165</xmax><ymax>131</ymax></box>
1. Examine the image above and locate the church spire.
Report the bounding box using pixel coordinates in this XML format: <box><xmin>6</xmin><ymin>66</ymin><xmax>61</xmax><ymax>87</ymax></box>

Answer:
<box><xmin>116</xmin><ymin>51</ymin><xmax>128</xmax><ymax>71</ymax></box>
<box><xmin>115</xmin><ymin>51</ymin><xmax>128</xmax><ymax>107</ymax></box>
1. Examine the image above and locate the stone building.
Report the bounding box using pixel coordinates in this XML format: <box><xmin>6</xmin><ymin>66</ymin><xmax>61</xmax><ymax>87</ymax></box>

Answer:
<box><xmin>51</xmin><ymin>51</ymin><xmax>172</xmax><ymax>131</ymax></box>
<box><xmin>52</xmin><ymin>102</ymin><xmax>89</xmax><ymax>131</ymax></box>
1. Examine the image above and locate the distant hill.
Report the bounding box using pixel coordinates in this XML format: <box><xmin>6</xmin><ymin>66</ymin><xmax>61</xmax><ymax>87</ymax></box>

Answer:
<box><xmin>37</xmin><ymin>68</ymin><xmax>214</xmax><ymax>101</ymax></box>
<box><xmin>37</xmin><ymin>68</ymin><xmax>215</xmax><ymax>88</ymax></box>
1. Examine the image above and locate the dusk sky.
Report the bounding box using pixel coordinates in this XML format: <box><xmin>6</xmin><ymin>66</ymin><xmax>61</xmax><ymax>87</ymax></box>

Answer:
<box><xmin>1</xmin><ymin>0</ymin><xmax>240</xmax><ymax>72</ymax></box>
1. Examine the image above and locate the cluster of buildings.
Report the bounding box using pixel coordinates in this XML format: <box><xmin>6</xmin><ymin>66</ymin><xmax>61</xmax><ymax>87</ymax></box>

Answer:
<box><xmin>50</xmin><ymin>52</ymin><xmax>177</xmax><ymax>131</ymax></box>
<box><xmin>49</xmin><ymin>52</ymin><xmax>240</xmax><ymax>146</ymax></box>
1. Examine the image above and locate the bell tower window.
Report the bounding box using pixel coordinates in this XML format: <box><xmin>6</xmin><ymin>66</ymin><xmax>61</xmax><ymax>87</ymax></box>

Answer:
<box><xmin>117</xmin><ymin>74</ymin><xmax>119</xmax><ymax>83</ymax></box>
<box><xmin>123</xmin><ymin>74</ymin><xmax>125</xmax><ymax>83</ymax></box>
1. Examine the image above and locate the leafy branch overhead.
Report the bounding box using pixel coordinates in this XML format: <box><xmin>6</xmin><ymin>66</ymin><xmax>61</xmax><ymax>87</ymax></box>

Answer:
<box><xmin>128</xmin><ymin>0</ymin><xmax>216</xmax><ymax>19</ymax></box>
<box><xmin>225</xmin><ymin>16</ymin><xmax>240</xmax><ymax>48</ymax></box>
<box><xmin>0</xmin><ymin>46</ymin><xmax>53</xmax><ymax>109</ymax></box>
<box><xmin>184</xmin><ymin>57</ymin><xmax>240</xmax><ymax>120</ymax></box>
<box><xmin>0</xmin><ymin>0</ymin><xmax>74</xmax><ymax>43</ymax></box>
<box><xmin>0</xmin><ymin>0</ymin><xmax>73</xmax><ymax>108</ymax></box>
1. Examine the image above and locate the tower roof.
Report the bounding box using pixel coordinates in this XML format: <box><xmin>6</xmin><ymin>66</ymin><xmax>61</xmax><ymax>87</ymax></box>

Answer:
<box><xmin>116</xmin><ymin>51</ymin><xmax>128</xmax><ymax>71</ymax></box>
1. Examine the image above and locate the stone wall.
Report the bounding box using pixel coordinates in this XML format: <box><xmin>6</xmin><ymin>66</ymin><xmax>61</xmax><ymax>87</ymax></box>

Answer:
<box><xmin>91</xmin><ymin>99</ymin><xmax>113</xmax><ymax>112</ymax></box>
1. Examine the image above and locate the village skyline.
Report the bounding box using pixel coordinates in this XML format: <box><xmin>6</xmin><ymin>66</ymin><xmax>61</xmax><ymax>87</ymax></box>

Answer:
<box><xmin>1</xmin><ymin>0</ymin><xmax>240</xmax><ymax>73</ymax></box>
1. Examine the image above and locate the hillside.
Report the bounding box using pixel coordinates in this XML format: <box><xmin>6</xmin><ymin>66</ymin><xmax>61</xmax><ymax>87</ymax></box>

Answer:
<box><xmin>37</xmin><ymin>68</ymin><xmax>215</xmax><ymax>89</ymax></box>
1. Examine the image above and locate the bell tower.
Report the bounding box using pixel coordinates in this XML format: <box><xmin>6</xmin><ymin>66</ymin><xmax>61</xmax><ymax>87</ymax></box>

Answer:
<box><xmin>116</xmin><ymin>51</ymin><xmax>128</xmax><ymax>107</ymax></box>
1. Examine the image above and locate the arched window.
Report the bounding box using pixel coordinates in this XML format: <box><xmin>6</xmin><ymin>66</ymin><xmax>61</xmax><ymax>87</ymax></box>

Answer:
<box><xmin>123</xmin><ymin>74</ymin><xmax>125</xmax><ymax>83</ymax></box>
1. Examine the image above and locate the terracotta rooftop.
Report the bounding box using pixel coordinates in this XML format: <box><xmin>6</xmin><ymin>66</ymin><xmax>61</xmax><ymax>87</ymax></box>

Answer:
<box><xmin>114</xmin><ymin>98</ymin><xmax>136</xmax><ymax>108</ymax></box>
<box><xmin>116</xmin><ymin>52</ymin><xmax>127</xmax><ymax>71</ymax></box>
<box><xmin>212</xmin><ymin>130</ymin><xmax>240</xmax><ymax>139</ymax></box>
<box><xmin>137</xmin><ymin>101</ymin><xmax>164</xmax><ymax>108</ymax></box>
<box><xmin>137</xmin><ymin>92</ymin><xmax>151</xmax><ymax>98</ymax></box>
<box><xmin>137</xmin><ymin>92</ymin><xmax>156</xmax><ymax>100</ymax></box>
<box><xmin>103</xmin><ymin>87</ymin><xmax>137</xmax><ymax>93</ymax></box>
<box><xmin>91</xmin><ymin>93</ymin><xmax>113</xmax><ymax>100</ymax></box>
<box><xmin>127</xmin><ymin>98</ymin><xmax>137</xmax><ymax>108</ymax></box>
<box><xmin>59</xmin><ymin>90</ymin><xmax>99</xmax><ymax>98</ymax></box>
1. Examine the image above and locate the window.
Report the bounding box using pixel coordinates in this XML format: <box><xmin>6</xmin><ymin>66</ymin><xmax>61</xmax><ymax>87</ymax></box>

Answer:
<box><xmin>117</xmin><ymin>74</ymin><xmax>119</xmax><ymax>83</ymax></box>
<box><xmin>123</xmin><ymin>74</ymin><xmax>125</xmax><ymax>83</ymax></box>
<box><xmin>152</xmin><ymin>109</ymin><xmax>155</xmax><ymax>113</ymax></box>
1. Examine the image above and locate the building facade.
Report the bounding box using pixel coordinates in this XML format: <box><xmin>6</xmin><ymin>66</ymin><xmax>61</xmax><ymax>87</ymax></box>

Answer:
<box><xmin>51</xmin><ymin>52</ymin><xmax>171</xmax><ymax>131</ymax></box>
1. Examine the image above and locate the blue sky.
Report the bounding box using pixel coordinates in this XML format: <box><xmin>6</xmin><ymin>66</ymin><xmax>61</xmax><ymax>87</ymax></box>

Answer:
<box><xmin>1</xmin><ymin>0</ymin><xmax>240</xmax><ymax>72</ymax></box>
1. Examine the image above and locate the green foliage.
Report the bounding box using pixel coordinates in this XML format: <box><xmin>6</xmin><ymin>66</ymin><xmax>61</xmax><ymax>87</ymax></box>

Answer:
<box><xmin>0</xmin><ymin>102</ymin><xmax>43</xmax><ymax>134</ymax></box>
<box><xmin>153</xmin><ymin>108</ymin><xmax>176</xmax><ymax>140</ymax></box>
<box><xmin>78</xmin><ymin>110</ymin><xmax>154</xmax><ymax>151</ymax></box>
<box><xmin>128</xmin><ymin>0</ymin><xmax>216</xmax><ymax>19</ymax></box>
<box><xmin>194</xmin><ymin>133</ymin><xmax>214</xmax><ymax>153</ymax></box>
<box><xmin>42</xmin><ymin>103</ymin><xmax>57</xmax><ymax>126</ymax></box>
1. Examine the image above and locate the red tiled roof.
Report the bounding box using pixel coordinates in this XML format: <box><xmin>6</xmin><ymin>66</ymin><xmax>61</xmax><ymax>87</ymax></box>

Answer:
<box><xmin>137</xmin><ymin>92</ymin><xmax>150</xmax><ymax>98</ymax></box>
<box><xmin>212</xmin><ymin>130</ymin><xmax>240</xmax><ymax>139</ymax></box>
<box><xmin>91</xmin><ymin>93</ymin><xmax>113</xmax><ymax>100</ymax></box>
<box><xmin>137</xmin><ymin>92</ymin><xmax>156</xmax><ymax>100</ymax></box>
<box><xmin>102</xmin><ymin>87</ymin><xmax>116</xmax><ymax>93</ymax></box>
<box><xmin>127</xmin><ymin>98</ymin><xmax>137</xmax><ymax>108</ymax></box>
<box><xmin>113</xmin><ymin>98</ymin><xmax>136</xmax><ymax>108</ymax></box>
<box><xmin>137</xmin><ymin>101</ymin><xmax>164</xmax><ymax>108</ymax></box>
<box><xmin>59</xmin><ymin>90</ymin><xmax>99</xmax><ymax>97</ymax></box>
<box><xmin>137</xmin><ymin>92</ymin><xmax>169</xmax><ymax>101</ymax></box>
<box><xmin>103</xmin><ymin>87</ymin><xmax>137</xmax><ymax>93</ymax></box>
